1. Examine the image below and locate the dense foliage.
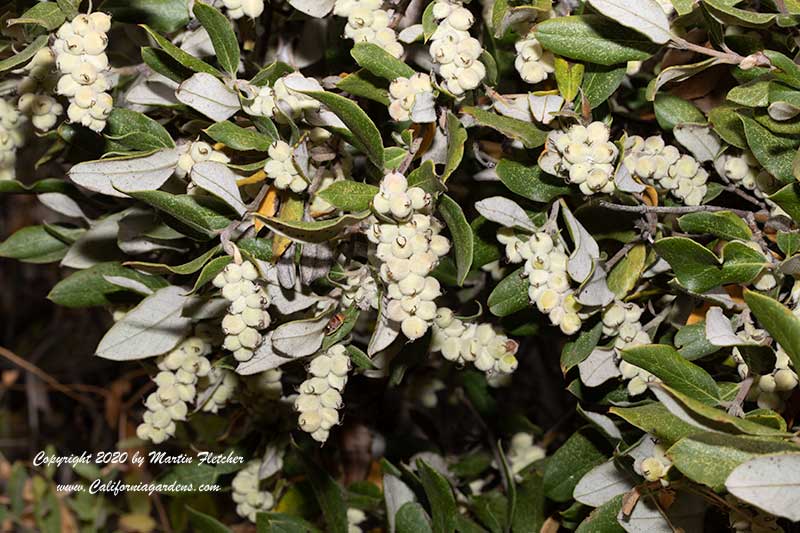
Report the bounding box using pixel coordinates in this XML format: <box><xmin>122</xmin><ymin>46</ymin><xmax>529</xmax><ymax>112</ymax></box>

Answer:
<box><xmin>2</xmin><ymin>0</ymin><xmax>800</xmax><ymax>531</ymax></box>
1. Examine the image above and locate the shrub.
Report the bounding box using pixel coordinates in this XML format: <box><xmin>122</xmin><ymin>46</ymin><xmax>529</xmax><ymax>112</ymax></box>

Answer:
<box><xmin>2</xmin><ymin>0</ymin><xmax>800</xmax><ymax>530</ymax></box>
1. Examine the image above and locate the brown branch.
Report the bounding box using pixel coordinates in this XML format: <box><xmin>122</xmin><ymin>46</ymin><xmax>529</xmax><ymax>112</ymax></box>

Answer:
<box><xmin>0</xmin><ymin>345</ymin><xmax>95</xmax><ymax>407</ymax></box>
<box><xmin>597</xmin><ymin>201</ymin><xmax>766</xmax><ymax>219</ymax></box>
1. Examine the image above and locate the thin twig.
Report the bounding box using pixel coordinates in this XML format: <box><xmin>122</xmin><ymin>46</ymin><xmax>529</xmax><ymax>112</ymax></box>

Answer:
<box><xmin>0</xmin><ymin>345</ymin><xmax>94</xmax><ymax>407</ymax></box>
<box><xmin>597</xmin><ymin>201</ymin><xmax>766</xmax><ymax>219</ymax></box>
<box><xmin>721</xmin><ymin>184</ymin><xmax>767</xmax><ymax>210</ymax></box>
<box><xmin>606</xmin><ymin>240</ymin><xmax>641</xmax><ymax>270</ymax></box>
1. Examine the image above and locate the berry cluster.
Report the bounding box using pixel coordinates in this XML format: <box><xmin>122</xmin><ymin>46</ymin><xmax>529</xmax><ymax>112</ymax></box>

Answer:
<box><xmin>623</xmin><ymin>135</ymin><xmax>708</xmax><ymax>206</ymax></box>
<box><xmin>334</xmin><ymin>0</ymin><xmax>403</xmax><ymax>58</ymax></box>
<box><xmin>340</xmin><ymin>266</ymin><xmax>380</xmax><ymax>311</ymax></box>
<box><xmin>135</xmin><ymin>338</ymin><xmax>212</xmax><ymax>444</ymax></box>
<box><xmin>429</xmin><ymin>0</ymin><xmax>486</xmax><ymax>96</ymax></box>
<box><xmin>747</xmin><ymin>346</ymin><xmax>799</xmax><ymax>411</ymax></box>
<box><xmin>212</xmin><ymin>261</ymin><xmax>272</xmax><ymax>362</ymax></box>
<box><xmin>497</xmin><ymin>229</ymin><xmax>583</xmax><ymax>335</ymax></box>
<box><xmin>369</xmin><ymin>172</ymin><xmax>451</xmax><ymax>340</ymax></box>
<box><xmin>294</xmin><ymin>344</ymin><xmax>351</xmax><ymax>443</ymax></box>
<box><xmin>231</xmin><ymin>460</ymin><xmax>275</xmax><ymax>522</ymax></box>
<box><xmin>16</xmin><ymin>49</ymin><xmax>62</xmax><ymax>132</ymax></box>
<box><xmin>716</xmin><ymin>151</ymin><xmax>763</xmax><ymax>195</ymax></box>
<box><xmin>0</xmin><ymin>99</ymin><xmax>24</xmax><ymax>181</ymax></box>
<box><xmin>221</xmin><ymin>0</ymin><xmax>264</xmax><ymax>20</ymax></box>
<box><xmin>175</xmin><ymin>140</ymin><xmax>230</xmax><ymax>179</ymax></box>
<box><xmin>242</xmin><ymin>74</ymin><xmax>321</xmax><ymax>123</ymax></box>
<box><xmin>53</xmin><ymin>12</ymin><xmax>113</xmax><ymax>132</ymax></box>
<box><xmin>638</xmin><ymin>443</ymin><xmax>672</xmax><ymax>486</ymax></box>
<box><xmin>197</xmin><ymin>367</ymin><xmax>239</xmax><ymax>413</ymax></box>
<box><xmin>601</xmin><ymin>302</ymin><xmax>654</xmax><ymax>396</ymax></box>
<box><xmin>264</xmin><ymin>140</ymin><xmax>307</xmax><ymax>192</ymax></box>
<box><xmin>430</xmin><ymin>308</ymin><xmax>519</xmax><ymax>376</ymax></box>
<box><xmin>506</xmin><ymin>432</ymin><xmax>546</xmax><ymax>479</ymax></box>
<box><xmin>388</xmin><ymin>73</ymin><xmax>434</xmax><ymax>122</ymax></box>
<box><xmin>514</xmin><ymin>33</ymin><xmax>554</xmax><ymax>84</ymax></box>
<box><xmin>539</xmin><ymin>122</ymin><xmax>618</xmax><ymax>196</ymax></box>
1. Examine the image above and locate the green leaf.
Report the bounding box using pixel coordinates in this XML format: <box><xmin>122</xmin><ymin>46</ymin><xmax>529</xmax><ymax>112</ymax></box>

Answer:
<box><xmin>554</xmin><ymin>58</ymin><xmax>584</xmax><ymax>102</ymax></box>
<box><xmin>7</xmin><ymin>3</ymin><xmax>65</xmax><ymax>30</ymax></box>
<box><xmin>127</xmin><ymin>191</ymin><xmax>231</xmax><ymax>238</ymax></box>
<box><xmin>654</xmin><ymin>94</ymin><xmax>706</xmax><ymax>131</ymax></box>
<box><xmin>257</xmin><ymin>512</ymin><xmax>323</xmax><ymax>533</ymax></box>
<box><xmin>317</xmin><ymin>181</ymin><xmax>379</xmax><ymax>212</ymax></box>
<box><xmin>512</xmin><ymin>473</ymin><xmax>545</xmax><ymax>533</ymax></box>
<box><xmin>350</xmin><ymin>43</ymin><xmax>415</xmax><ymax>80</ymax></box>
<box><xmin>396</xmin><ymin>502</ymin><xmax>433</xmax><ymax>533</ymax></box>
<box><xmin>408</xmin><ymin>160</ymin><xmax>445</xmax><ymax>194</ymax></box>
<box><xmin>250</xmin><ymin>61</ymin><xmax>295</xmax><ymax>86</ymax></box>
<box><xmin>764</xmin><ymin>50</ymin><xmax>800</xmax><ymax>89</ymax></box>
<box><xmin>106</xmin><ymin>108</ymin><xmax>175</xmax><ymax>151</ymax></box>
<box><xmin>575</xmin><ymin>494</ymin><xmax>624</xmax><ymax>533</ymax></box>
<box><xmin>345</xmin><ymin>345</ymin><xmax>375</xmax><ymax>370</ymax></box>
<box><xmin>141</xmin><ymin>46</ymin><xmax>192</xmax><ymax>83</ymax></box>
<box><xmin>621</xmin><ymin>344</ymin><xmax>720</xmax><ymax>404</ymax></box>
<box><xmin>158</xmin><ymin>456</ymin><xmax>240</xmax><ymax>491</ymax></box>
<box><xmin>675</xmin><ymin>322</ymin><xmax>720</xmax><ymax>361</ymax></box>
<box><xmin>704</xmin><ymin>0</ymin><xmax>776</xmax><ymax>28</ymax></box>
<box><xmin>0</xmin><ymin>35</ymin><xmax>48</xmax><ymax>74</ymax></box>
<box><xmin>744</xmin><ymin>289</ymin><xmax>800</xmax><ymax>372</ymax></box>
<box><xmin>193</xmin><ymin>2</ymin><xmax>240</xmax><ymax>76</ymax></box>
<box><xmin>777</xmin><ymin>231</ymin><xmax>800</xmax><ymax>256</ymax></box>
<box><xmin>301</xmin><ymin>91</ymin><xmax>384</xmax><ymax>168</ymax></box>
<box><xmin>0</xmin><ymin>178</ymin><xmax>75</xmax><ymax>195</ymax></box>
<box><xmin>543</xmin><ymin>431</ymin><xmax>605</xmax><ymax>502</ymax></box>
<box><xmin>422</xmin><ymin>1</ymin><xmax>437</xmax><ymax>40</ymax></box>
<box><xmin>462</xmin><ymin>107</ymin><xmax>548</xmax><ymax>148</ymax></box>
<box><xmin>384</xmin><ymin>147</ymin><xmax>409</xmax><ymax>170</ymax></box>
<box><xmin>740</xmin><ymin>114</ymin><xmax>799</xmax><ymax>183</ymax></box>
<box><xmin>709</xmin><ymin>104</ymin><xmax>747</xmax><ymax>148</ymax></box>
<box><xmin>561</xmin><ymin>321</ymin><xmax>604</xmax><ymax>374</ymax></box>
<box><xmin>418</xmin><ymin>460</ymin><xmax>457</xmax><ymax>533</ymax></box>
<box><xmin>470</xmin><ymin>217</ymin><xmax>501</xmax><ymax>269</ymax></box>
<box><xmin>204</xmin><ymin>121</ymin><xmax>274</xmax><ymax>151</ymax></box>
<box><xmin>438</xmin><ymin>194</ymin><xmax>473</xmax><ymax>286</ymax></box>
<box><xmin>125</xmin><ymin>245</ymin><xmax>221</xmax><ymax>274</ymax></box>
<box><xmin>442</xmin><ymin>112</ymin><xmax>467</xmax><ymax>182</ymax></box>
<box><xmin>48</xmin><ymin>262</ymin><xmax>168</xmax><ymax>308</ymax></box>
<box><xmin>254</xmin><ymin>211</ymin><xmax>371</xmax><ymax>244</ymax></box>
<box><xmin>653</xmin><ymin>237</ymin><xmax>766</xmax><ymax>293</ymax></box>
<box><xmin>668</xmin><ymin>432</ymin><xmax>798</xmax><ymax>492</ymax></box>
<box><xmin>56</xmin><ymin>0</ymin><xmax>79</xmax><ymax>19</ymax></box>
<box><xmin>581</xmin><ymin>64</ymin><xmax>627</xmax><ymax>109</ymax></box>
<box><xmin>656</xmin><ymin>384</ymin><xmax>790</xmax><ymax>437</ymax></box>
<box><xmin>0</xmin><ymin>225</ymin><xmax>83</xmax><ymax>264</ymax></box>
<box><xmin>609</xmin><ymin>403</ymin><xmax>699</xmax><ymax>445</ymax></box>
<box><xmin>105</xmin><ymin>0</ymin><xmax>190</xmax><ymax>33</ymax></box>
<box><xmin>728</xmin><ymin>80</ymin><xmax>770</xmax><ymax>107</ymax></box>
<box><xmin>488</xmin><ymin>267</ymin><xmax>530</xmax><ymax>317</ymax></box>
<box><xmin>300</xmin><ymin>453</ymin><xmax>348</xmax><ymax>533</ymax></box>
<box><xmin>238</xmin><ymin>236</ymin><xmax>273</xmax><ymax>261</ymax></box>
<box><xmin>186</xmin><ymin>506</ymin><xmax>232</xmax><ymax>533</ymax></box>
<box><xmin>769</xmin><ymin>183</ymin><xmax>800</xmax><ymax>222</ymax></box>
<box><xmin>140</xmin><ymin>25</ymin><xmax>218</xmax><ymax>76</ymax></box>
<box><xmin>534</xmin><ymin>15</ymin><xmax>660</xmax><ymax>66</ymax></box>
<box><xmin>607</xmin><ymin>243</ymin><xmax>646</xmax><ymax>298</ymax></box>
<box><xmin>496</xmin><ymin>159</ymin><xmax>569</xmax><ymax>203</ymax></box>
<box><xmin>677</xmin><ymin>211</ymin><xmax>752</xmax><ymax>241</ymax></box>
<box><xmin>190</xmin><ymin>256</ymin><xmax>232</xmax><ymax>293</ymax></box>
<box><xmin>336</xmin><ymin>70</ymin><xmax>390</xmax><ymax>105</ymax></box>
